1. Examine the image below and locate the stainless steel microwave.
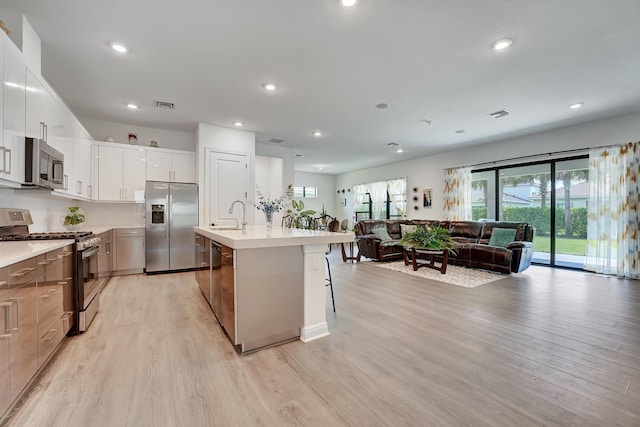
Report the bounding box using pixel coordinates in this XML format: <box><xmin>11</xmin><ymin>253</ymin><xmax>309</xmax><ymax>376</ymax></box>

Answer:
<box><xmin>24</xmin><ymin>137</ymin><xmax>64</xmax><ymax>189</ymax></box>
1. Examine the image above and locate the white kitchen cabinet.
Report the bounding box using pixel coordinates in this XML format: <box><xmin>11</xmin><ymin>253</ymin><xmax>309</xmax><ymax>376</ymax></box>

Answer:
<box><xmin>146</xmin><ymin>149</ymin><xmax>195</xmax><ymax>183</ymax></box>
<box><xmin>114</xmin><ymin>228</ymin><xmax>145</xmax><ymax>274</ymax></box>
<box><xmin>1</xmin><ymin>31</ymin><xmax>26</xmax><ymax>184</ymax></box>
<box><xmin>72</xmin><ymin>138</ymin><xmax>94</xmax><ymax>199</ymax></box>
<box><xmin>97</xmin><ymin>143</ymin><xmax>146</xmax><ymax>202</ymax></box>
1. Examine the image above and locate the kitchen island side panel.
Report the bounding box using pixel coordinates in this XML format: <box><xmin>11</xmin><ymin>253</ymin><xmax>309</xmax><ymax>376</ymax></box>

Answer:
<box><xmin>235</xmin><ymin>246</ymin><xmax>304</xmax><ymax>344</ymax></box>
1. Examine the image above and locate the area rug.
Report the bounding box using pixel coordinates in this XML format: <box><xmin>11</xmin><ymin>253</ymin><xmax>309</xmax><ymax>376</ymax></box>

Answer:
<box><xmin>376</xmin><ymin>262</ymin><xmax>509</xmax><ymax>288</ymax></box>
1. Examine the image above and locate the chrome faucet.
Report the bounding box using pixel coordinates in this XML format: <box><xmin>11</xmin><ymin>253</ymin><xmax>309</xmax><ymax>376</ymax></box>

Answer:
<box><xmin>229</xmin><ymin>200</ymin><xmax>247</xmax><ymax>231</ymax></box>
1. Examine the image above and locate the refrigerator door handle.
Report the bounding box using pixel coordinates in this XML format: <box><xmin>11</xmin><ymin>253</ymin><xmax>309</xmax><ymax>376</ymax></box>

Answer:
<box><xmin>167</xmin><ymin>194</ymin><xmax>171</xmax><ymax>239</ymax></box>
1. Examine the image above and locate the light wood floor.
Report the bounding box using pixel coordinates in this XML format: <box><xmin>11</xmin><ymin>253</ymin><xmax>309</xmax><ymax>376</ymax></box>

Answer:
<box><xmin>4</xmin><ymin>250</ymin><xmax>640</xmax><ymax>426</ymax></box>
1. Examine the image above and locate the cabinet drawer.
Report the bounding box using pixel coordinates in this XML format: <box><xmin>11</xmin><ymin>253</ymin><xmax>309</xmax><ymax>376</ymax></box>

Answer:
<box><xmin>116</xmin><ymin>228</ymin><xmax>144</xmax><ymax>238</ymax></box>
<box><xmin>37</xmin><ymin>279</ymin><xmax>66</xmax><ymax>323</ymax></box>
<box><xmin>37</xmin><ymin>312</ymin><xmax>66</xmax><ymax>366</ymax></box>
<box><xmin>8</xmin><ymin>257</ymin><xmax>39</xmax><ymax>287</ymax></box>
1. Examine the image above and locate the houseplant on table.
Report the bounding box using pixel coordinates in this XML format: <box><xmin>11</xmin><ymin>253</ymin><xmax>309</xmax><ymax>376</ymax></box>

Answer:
<box><xmin>286</xmin><ymin>199</ymin><xmax>316</xmax><ymax>229</ymax></box>
<box><xmin>399</xmin><ymin>225</ymin><xmax>457</xmax><ymax>254</ymax></box>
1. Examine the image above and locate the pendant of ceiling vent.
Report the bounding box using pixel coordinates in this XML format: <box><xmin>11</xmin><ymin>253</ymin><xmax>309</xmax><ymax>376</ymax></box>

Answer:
<box><xmin>268</xmin><ymin>138</ymin><xmax>285</xmax><ymax>144</ymax></box>
<box><xmin>488</xmin><ymin>109</ymin><xmax>509</xmax><ymax>119</ymax></box>
<box><xmin>155</xmin><ymin>101</ymin><xmax>175</xmax><ymax>109</ymax></box>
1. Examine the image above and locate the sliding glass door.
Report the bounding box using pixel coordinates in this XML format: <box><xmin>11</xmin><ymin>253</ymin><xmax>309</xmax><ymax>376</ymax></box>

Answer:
<box><xmin>553</xmin><ymin>158</ymin><xmax>589</xmax><ymax>268</ymax></box>
<box><xmin>472</xmin><ymin>155</ymin><xmax>588</xmax><ymax>269</ymax></box>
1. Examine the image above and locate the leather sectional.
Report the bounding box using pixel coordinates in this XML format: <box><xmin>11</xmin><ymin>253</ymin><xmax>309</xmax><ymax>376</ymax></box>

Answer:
<box><xmin>354</xmin><ymin>219</ymin><xmax>535</xmax><ymax>274</ymax></box>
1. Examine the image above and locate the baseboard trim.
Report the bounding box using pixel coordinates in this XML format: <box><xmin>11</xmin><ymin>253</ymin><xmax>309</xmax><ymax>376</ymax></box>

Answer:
<box><xmin>300</xmin><ymin>322</ymin><xmax>330</xmax><ymax>342</ymax></box>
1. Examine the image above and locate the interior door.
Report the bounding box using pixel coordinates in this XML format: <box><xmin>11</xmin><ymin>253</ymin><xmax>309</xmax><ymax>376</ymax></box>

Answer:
<box><xmin>207</xmin><ymin>150</ymin><xmax>250</xmax><ymax>226</ymax></box>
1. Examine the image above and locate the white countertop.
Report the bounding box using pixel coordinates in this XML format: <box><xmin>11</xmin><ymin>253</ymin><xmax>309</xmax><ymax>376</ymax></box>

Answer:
<box><xmin>194</xmin><ymin>226</ymin><xmax>354</xmax><ymax>250</ymax></box>
<box><xmin>0</xmin><ymin>240</ymin><xmax>75</xmax><ymax>268</ymax></box>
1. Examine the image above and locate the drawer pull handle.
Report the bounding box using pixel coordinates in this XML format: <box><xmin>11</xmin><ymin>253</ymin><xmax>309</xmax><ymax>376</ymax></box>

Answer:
<box><xmin>42</xmin><ymin>329</ymin><xmax>58</xmax><ymax>341</ymax></box>
<box><xmin>10</xmin><ymin>267</ymin><xmax>36</xmax><ymax>278</ymax></box>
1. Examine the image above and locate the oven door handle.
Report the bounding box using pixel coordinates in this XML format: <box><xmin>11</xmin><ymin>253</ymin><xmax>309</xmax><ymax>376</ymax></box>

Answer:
<box><xmin>82</xmin><ymin>247</ymin><xmax>100</xmax><ymax>259</ymax></box>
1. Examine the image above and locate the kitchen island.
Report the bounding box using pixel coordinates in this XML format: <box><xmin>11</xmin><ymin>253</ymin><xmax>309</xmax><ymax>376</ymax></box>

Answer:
<box><xmin>194</xmin><ymin>226</ymin><xmax>354</xmax><ymax>353</ymax></box>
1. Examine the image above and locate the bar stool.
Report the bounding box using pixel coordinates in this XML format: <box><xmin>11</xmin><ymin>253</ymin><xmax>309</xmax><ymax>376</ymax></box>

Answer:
<box><xmin>326</xmin><ymin>255</ymin><xmax>335</xmax><ymax>312</ymax></box>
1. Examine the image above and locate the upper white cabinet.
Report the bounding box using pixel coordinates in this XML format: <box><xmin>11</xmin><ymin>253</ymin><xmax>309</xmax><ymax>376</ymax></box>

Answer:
<box><xmin>146</xmin><ymin>149</ymin><xmax>195</xmax><ymax>183</ymax></box>
<box><xmin>96</xmin><ymin>143</ymin><xmax>146</xmax><ymax>202</ymax></box>
<box><xmin>1</xmin><ymin>31</ymin><xmax>26</xmax><ymax>184</ymax></box>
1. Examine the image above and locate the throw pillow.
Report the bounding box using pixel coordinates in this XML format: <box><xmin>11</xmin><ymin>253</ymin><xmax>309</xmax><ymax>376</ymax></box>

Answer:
<box><xmin>371</xmin><ymin>226</ymin><xmax>392</xmax><ymax>241</ymax></box>
<box><xmin>488</xmin><ymin>228</ymin><xmax>517</xmax><ymax>247</ymax></box>
<box><xmin>400</xmin><ymin>224</ymin><xmax>418</xmax><ymax>237</ymax></box>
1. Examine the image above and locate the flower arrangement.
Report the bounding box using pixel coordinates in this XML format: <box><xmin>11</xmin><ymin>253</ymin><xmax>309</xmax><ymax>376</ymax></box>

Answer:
<box><xmin>252</xmin><ymin>187</ymin><xmax>286</xmax><ymax>214</ymax></box>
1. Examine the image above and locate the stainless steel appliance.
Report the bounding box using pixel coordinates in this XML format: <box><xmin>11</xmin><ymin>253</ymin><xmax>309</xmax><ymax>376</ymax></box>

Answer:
<box><xmin>24</xmin><ymin>137</ymin><xmax>65</xmax><ymax>189</ymax></box>
<box><xmin>0</xmin><ymin>208</ymin><xmax>102</xmax><ymax>334</ymax></box>
<box><xmin>145</xmin><ymin>181</ymin><xmax>198</xmax><ymax>273</ymax></box>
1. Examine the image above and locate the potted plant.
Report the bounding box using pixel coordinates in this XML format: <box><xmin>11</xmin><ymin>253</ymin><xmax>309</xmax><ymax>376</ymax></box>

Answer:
<box><xmin>287</xmin><ymin>200</ymin><xmax>316</xmax><ymax>229</ymax></box>
<box><xmin>62</xmin><ymin>206</ymin><xmax>86</xmax><ymax>230</ymax></box>
<box><xmin>400</xmin><ymin>225</ymin><xmax>458</xmax><ymax>254</ymax></box>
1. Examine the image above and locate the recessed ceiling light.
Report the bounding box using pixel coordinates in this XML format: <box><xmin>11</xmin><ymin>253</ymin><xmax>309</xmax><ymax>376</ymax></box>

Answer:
<box><xmin>233</xmin><ymin>121</ymin><xmax>243</xmax><ymax>127</ymax></box>
<box><xmin>396</xmin><ymin>149</ymin><xmax>404</xmax><ymax>153</ymax></box>
<box><xmin>492</xmin><ymin>38</ymin><xmax>513</xmax><ymax>51</ymax></box>
<box><xmin>455</xmin><ymin>129</ymin><xmax>465</xmax><ymax>134</ymax></box>
<box><xmin>375</xmin><ymin>103</ymin><xmax>389</xmax><ymax>109</ymax></box>
<box><xmin>340</xmin><ymin>0</ymin><xmax>359</xmax><ymax>6</ymax></box>
<box><xmin>262</xmin><ymin>82</ymin><xmax>278</xmax><ymax>91</ymax></box>
<box><xmin>569</xmin><ymin>102</ymin><xmax>584</xmax><ymax>109</ymax></box>
<box><xmin>312</xmin><ymin>131</ymin><xmax>322</xmax><ymax>137</ymax></box>
<box><xmin>126</xmin><ymin>103</ymin><xmax>138</xmax><ymax>110</ymax></box>
<box><xmin>318</xmin><ymin>167</ymin><xmax>324</xmax><ymax>171</ymax></box>
<box><xmin>110</xmin><ymin>42</ymin><xmax>128</xmax><ymax>53</ymax></box>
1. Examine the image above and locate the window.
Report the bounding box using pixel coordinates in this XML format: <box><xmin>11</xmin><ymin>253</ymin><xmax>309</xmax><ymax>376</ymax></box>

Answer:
<box><xmin>293</xmin><ymin>186</ymin><xmax>317</xmax><ymax>198</ymax></box>
<box><xmin>352</xmin><ymin>178</ymin><xmax>406</xmax><ymax>221</ymax></box>
<box><xmin>471</xmin><ymin>155</ymin><xmax>589</xmax><ymax>269</ymax></box>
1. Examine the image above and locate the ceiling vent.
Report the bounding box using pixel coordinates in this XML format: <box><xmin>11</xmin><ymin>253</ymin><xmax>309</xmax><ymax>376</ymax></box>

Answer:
<box><xmin>268</xmin><ymin>138</ymin><xmax>285</xmax><ymax>144</ymax></box>
<box><xmin>488</xmin><ymin>109</ymin><xmax>509</xmax><ymax>119</ymax></box>
<box><xmin>155</xmin><ymin>101</ymin><xmax>175</xmax><ymax>109</ymax></box>
<box><xmin>295</xmin><ymin>153</ymin><xmax>304</xmax><ymax>158</ymax></box>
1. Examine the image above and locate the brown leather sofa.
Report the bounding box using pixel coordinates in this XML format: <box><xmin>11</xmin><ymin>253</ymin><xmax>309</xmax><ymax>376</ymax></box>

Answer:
<box><xmin>354</xmin><ymin>219</ymin><xmax>535</xmax><ymax>274</ymax></box>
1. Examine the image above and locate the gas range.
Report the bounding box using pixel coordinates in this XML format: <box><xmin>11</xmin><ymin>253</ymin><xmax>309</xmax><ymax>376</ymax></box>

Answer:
<box><xmin>0</xmin><ymin>209</ymin><xmax>99</xmax><ymax>249</ymax></box>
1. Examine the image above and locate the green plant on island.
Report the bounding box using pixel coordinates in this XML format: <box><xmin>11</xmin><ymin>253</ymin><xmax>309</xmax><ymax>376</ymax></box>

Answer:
<box><xmin>63</xmin><ymin>206</ymin><xmax>85</xmax><ymax>226</ymax></box>
<box><xmin>399</xmin><ymin>226</ymin><xmax>458</xmax><ymax>254</ymax></box>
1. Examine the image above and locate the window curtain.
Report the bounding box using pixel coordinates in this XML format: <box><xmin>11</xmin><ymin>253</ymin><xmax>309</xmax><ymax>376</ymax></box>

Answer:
<box><xmin>585</xmin><ymin>142</ymin><xmax>639</xmax><ymax>279</ymax></box>
<box><xmin>388</xmin><ymin>178</ymin><xmax>407</xmax><ymax>218</ymax></box>
<box><xmin>369</xmin><ymin>181</ymin><xmax>389</xmax><ymax>219</ymax></box>
<box><xmin>442</xmin><ymin>167</ymin><xmax>472</xmax><ymax>220</ymax></box>
<box><xmin>352</xmin><ymin>184</ymin><xmax>369</xmax><ymax>219</ymax></box>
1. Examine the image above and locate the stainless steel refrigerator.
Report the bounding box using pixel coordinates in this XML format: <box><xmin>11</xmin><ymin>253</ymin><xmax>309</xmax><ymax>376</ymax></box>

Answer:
<box><xmin>145</xmin><ymin>181</ymin><xmax>199</xmax><ymax>273</ymax></box>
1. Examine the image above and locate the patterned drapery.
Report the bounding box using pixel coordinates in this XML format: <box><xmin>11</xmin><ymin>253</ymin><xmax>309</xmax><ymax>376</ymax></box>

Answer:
<box><xmin>442</xmin><ymin>167</ymin><xmax>472</xmax><ymax>220</ymax></box>
<box><xmin>585</xmin><ymin>142</ymin><xmax>639</xmax><ymax>279</ymax></box>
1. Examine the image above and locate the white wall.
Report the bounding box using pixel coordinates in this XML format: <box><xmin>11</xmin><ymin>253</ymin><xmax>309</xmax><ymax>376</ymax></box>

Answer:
<box><xmin>294</xmin><ymin>172</ymin><xmax>337</xmax><ymax>219</ymax></box>
<box><xmin>255</xmin><ymin>143</ymin><xmax>295</xmax><ymax>193</ymax></box>
<box><xmin>336</xmin><ymin>112</ymin><xmax>640</xmax><ymax>223</ymax></box>
<box><xmin>0</xmin><ymin>189</ymin><xmax>145</xmax><ymax>232</ymax></box>
<box><xmin>255</xmin><ymin>156</ymin><xmax>284</xmax><ymax>226</ymax></box>
<box><xmin>80</xmin><ymin>117</ymin><xmax>196</xmax><ymax>152</ymax></box>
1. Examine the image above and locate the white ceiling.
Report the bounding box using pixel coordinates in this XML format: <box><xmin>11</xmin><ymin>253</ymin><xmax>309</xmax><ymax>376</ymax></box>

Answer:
<box><xmin>4</xmin><ymin>0</ymin><xmax>640</xmax><ymax>174</ymax></box>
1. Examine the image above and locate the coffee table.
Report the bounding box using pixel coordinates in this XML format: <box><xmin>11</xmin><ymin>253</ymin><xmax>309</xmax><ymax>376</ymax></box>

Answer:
<box><xmin>402</xmin><ymin>247</ymin><xmax>448</xmax><ymax>274</ymax></box>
